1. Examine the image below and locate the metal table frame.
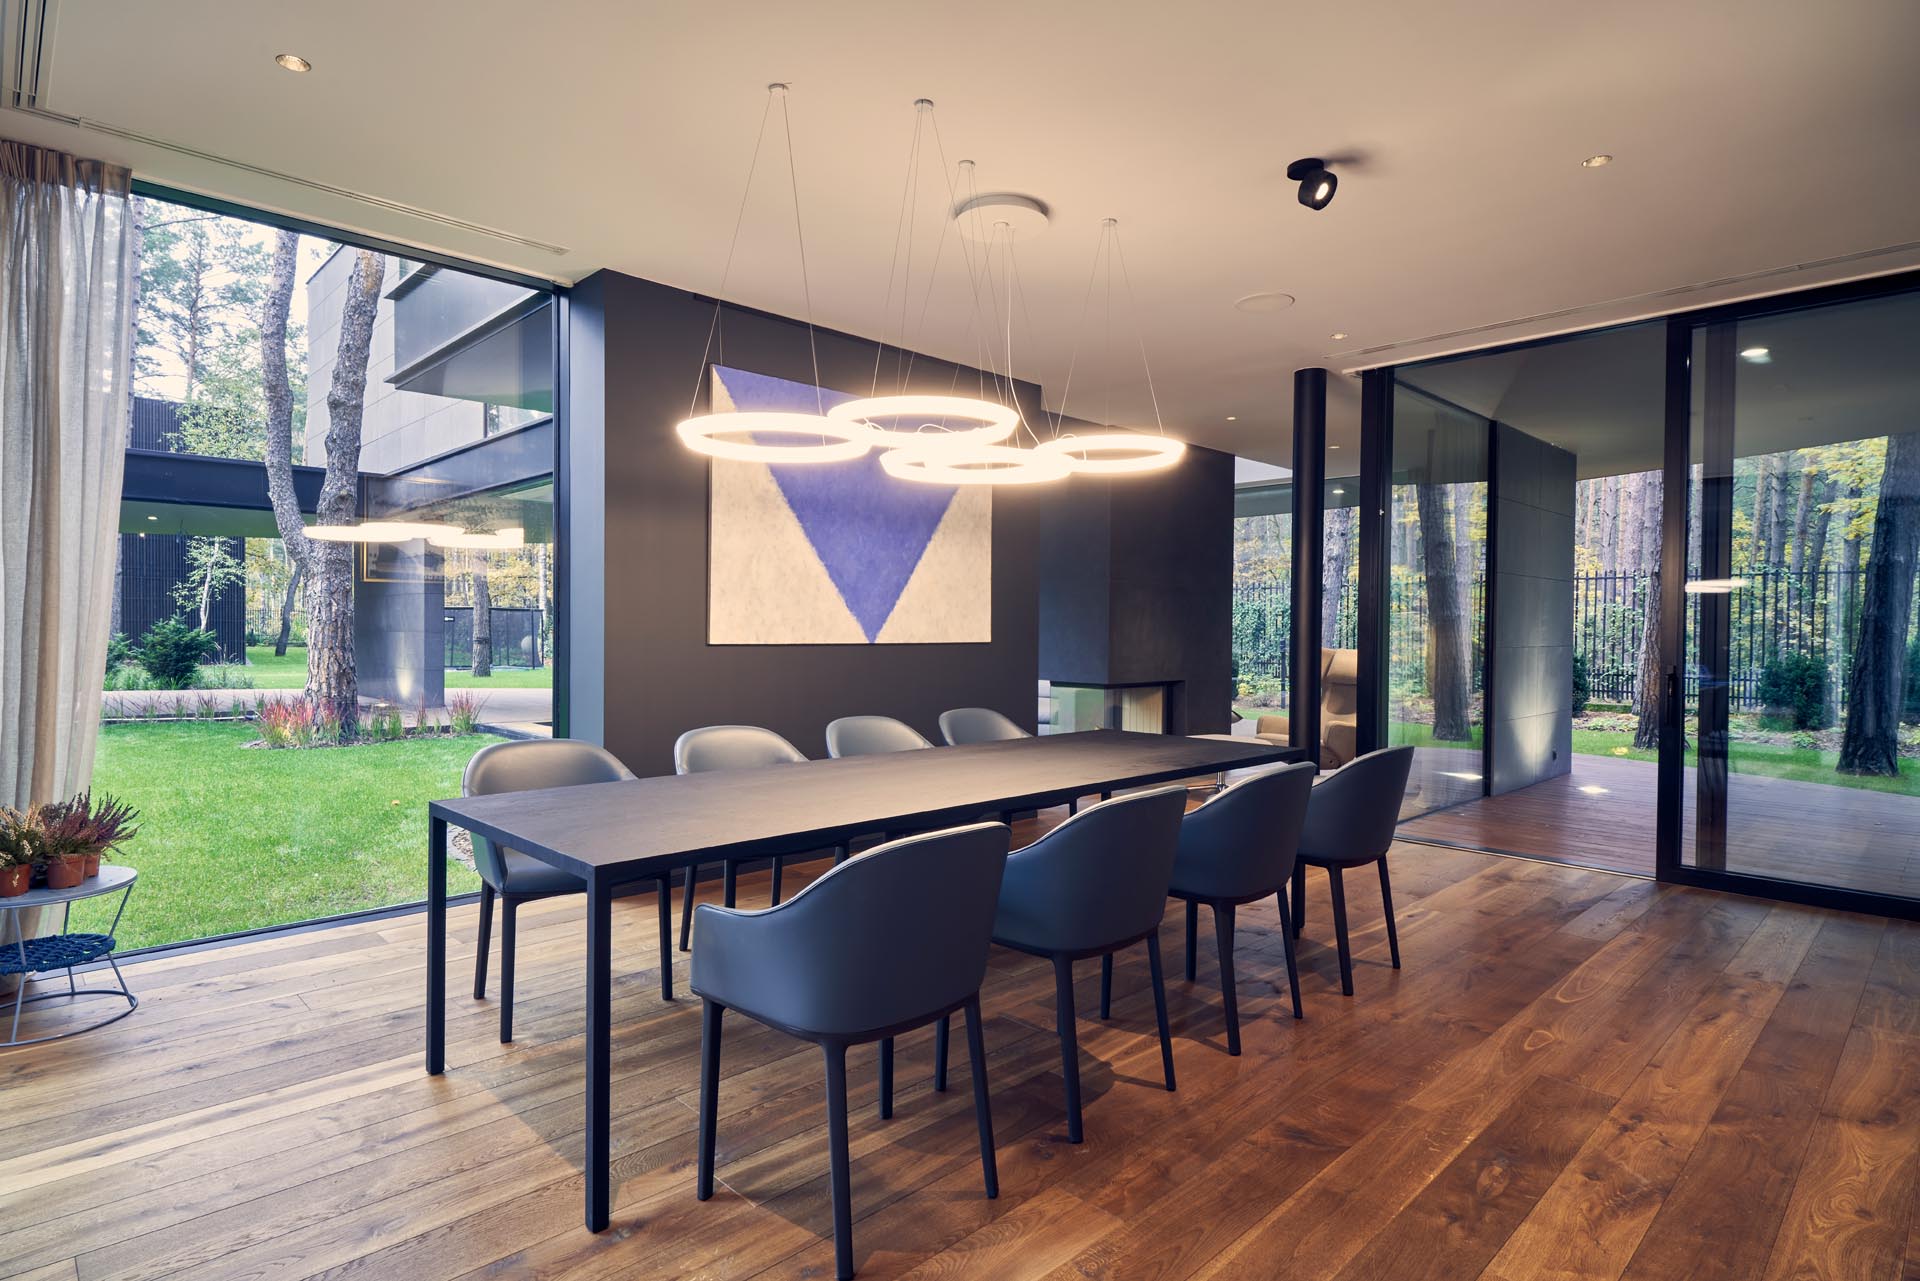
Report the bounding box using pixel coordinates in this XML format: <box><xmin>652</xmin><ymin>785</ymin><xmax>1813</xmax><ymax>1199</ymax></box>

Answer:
<box><xmin>424</xmin><ymin>730</ymin><xmax>1305</xmax><ymax>1231</ymax></box>
<box><xmin>1</xmin><ymin>863</ymin><xmax>139</xmax><ymax>1048</ymax></box>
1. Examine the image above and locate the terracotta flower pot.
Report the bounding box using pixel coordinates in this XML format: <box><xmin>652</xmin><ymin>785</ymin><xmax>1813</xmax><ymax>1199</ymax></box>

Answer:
<box><xmin>83</xmin><ymin>852</ymin><xmax>101</xmax><ymax>877</ymax></box>
<box><xmin>43</xmin><ymin>855</ymin><xmax>85</xmax><ymax>891</ymax></box>
<box><xmin>0</xmin><ymin>865</ymin><xmax>28</xmax><ymax>897</ymax></box>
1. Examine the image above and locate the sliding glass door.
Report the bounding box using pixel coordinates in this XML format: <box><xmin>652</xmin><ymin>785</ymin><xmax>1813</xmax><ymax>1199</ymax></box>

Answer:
<box><xmin>1679</xmin><ymin>288</ymin><xmax>1920</xmax><ymax>904</ymax></box>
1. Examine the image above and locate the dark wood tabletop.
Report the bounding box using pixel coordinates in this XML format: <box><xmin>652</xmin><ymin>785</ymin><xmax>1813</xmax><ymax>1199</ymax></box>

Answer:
<box><xmin>428</xmin><ymin>730</ymin><xmax>1305</xmax><ymax>882</ymax></box>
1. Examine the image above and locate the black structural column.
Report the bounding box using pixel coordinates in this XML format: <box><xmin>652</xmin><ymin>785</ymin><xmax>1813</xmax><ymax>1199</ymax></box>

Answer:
<box><xmin>1356</xmin><ymin>368</ymin><xmax>1393</xmax><ymax>757</ymax></box>
<box><xmin>1692</xmin><ymin>322</ymin><xmax>1739</xmax><ymax>871</ymax></box>
<box><xmin>1291</xmin><ymin>368</ymin><xmax>1327</xmax><ymax>756</ymax></box>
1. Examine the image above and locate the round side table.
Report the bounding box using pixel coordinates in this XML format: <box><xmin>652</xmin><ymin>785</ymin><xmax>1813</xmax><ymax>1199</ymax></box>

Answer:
<box><xmin>0</xmin><ymin>863</ymin><xmax>138</xmax><ymax>1048</ymax></box>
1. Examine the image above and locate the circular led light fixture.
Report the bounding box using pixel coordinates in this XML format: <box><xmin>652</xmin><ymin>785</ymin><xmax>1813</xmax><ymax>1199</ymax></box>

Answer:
<box><xmin>275</xmin><ymin>53</ymin><xmax>312</xmax><ymax>73</ymax></box>
<box><xmin>305</xmin><ymin>520</ymin><xmax>454</xmax><ymax>543</ymax></box>
<box><xmin>676</xmin><ymin>412</ymin><xmax>871</xmax><ymax>464</ymax></box>
<box><xmin>1581</xmin><ymin>154</ymin><xmax>1613</xmax><ymax>168</ymax></box>
<box><xmin>827</xmin><ymin>395</ymin><xmax>1021</xmax><ymax>447</ymax></box>
<box><xmin>880</xmin><ymin>443</ymin><xmax>1073</xmax><ymax>486</ymax></box>
<box><xmin>429</xmin><ymin>527</ymin><xmax>526</xmax><ymax>550</ymax></box>
<box><xmin>1038</xmin><ymin>433</ymin><xmax>1186</xmax><ymax>475</ymax></box>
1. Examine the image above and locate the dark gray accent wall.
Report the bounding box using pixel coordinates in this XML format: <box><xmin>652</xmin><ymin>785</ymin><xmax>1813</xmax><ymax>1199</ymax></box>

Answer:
<box><xmin>1037</xmin><ymin>444</ymin><xmax>1235</xmax><ymax>735</ymax></box>
<box><xmin>354</xmin><ymin>543</ymin><xmax>445</xmax><ymax>709</ymax></box>
<box><xmin>1488</xmin><ymin>423</ymin><xmax>1577</xmax><ymax>795</ymax></box>
<box><xmin>564</xmin><ymin>271</ymin><xmax>1041</xmax><ymax>774</ymax></box>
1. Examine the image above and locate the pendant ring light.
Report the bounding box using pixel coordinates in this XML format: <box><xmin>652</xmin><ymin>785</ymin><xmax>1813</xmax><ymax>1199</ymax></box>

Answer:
<box><xmin>677</xmin><ymin>411</ymin><xmax>871</xmax><ymax>464</ymax></box>
<box><xmin>880</xmin><ymin>441</ymin><xmax>1074</xmax><ymax>486</ymax></box>
<box><xmin>827</xmin><ymin>394</ymin><xmax>1020</xmax><ymax>447</ymax></box>
<box><xmin>1037</xmin><ymin>431</ymin><xmax>1187</xmax><ymax>474</ymax></box>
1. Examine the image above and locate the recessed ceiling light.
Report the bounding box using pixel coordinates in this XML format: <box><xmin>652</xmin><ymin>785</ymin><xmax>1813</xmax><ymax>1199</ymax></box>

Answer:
<box><xmin>145</xmin><ymin>514</ymin><xmax>157</xmax><ymax>521</ymax></box>
<box><xmin>1740</xmin><ymin>346</ymin><xmax>1771</xmax><ymax>363</ymax></box>
<box><xmin>1581</xmin><ymin>154</ymin><xmax>1612</xmax><ymax>168</ymax></box>
<box><xmin>275</xmin><ymin>53</ymin><xmax>312</xmax><ymax>73</ymax></box>
<box><xmin>1233</xmin><ymin>291</ymin><xmax>1295</xmax><ymax>314</ymax></box>
<box><xmin>1328</xmin><ymin>444</ymin><xmax>1341</xmax><ymax>450</ymax></box>
<box><xmin>1329</xmin><ymin>332</ymin><xmax>1348</xmax><ymax>341</ymax></box>
<box><xmin>1331</xmin><ymin>486</ymin><xmax>1345</xmax><ymax>495</ymax></box>
<box><xmin>1226</xmin><ymin>416</ymin><xmax>1238</xmax><ymax>421</ymax></box>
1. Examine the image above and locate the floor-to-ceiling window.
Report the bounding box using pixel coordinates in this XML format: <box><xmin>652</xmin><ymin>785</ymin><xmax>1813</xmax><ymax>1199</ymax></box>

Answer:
<box><xmin>85</xmin><ymin>190</ymin><xmax>559</xmax><ymax>951</ymax></box>
<box><xmin>1232</xmin><ymin>460</ymin><xmax>1293</xmax><ymax>735</ymax></box>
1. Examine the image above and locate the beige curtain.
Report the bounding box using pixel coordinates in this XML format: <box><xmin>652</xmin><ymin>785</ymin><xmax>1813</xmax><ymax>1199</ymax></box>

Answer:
<box><xmin>0</xmin><ymin>141</ymin><xmax>134</xmax><ymax>811</ymax></box>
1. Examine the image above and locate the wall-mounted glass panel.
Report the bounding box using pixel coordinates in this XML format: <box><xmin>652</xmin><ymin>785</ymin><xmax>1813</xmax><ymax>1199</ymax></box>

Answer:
<box><xmin>1232</xmin><ymin>463</ymin><xmax>1293</xmax><ymax>740</ymax></box>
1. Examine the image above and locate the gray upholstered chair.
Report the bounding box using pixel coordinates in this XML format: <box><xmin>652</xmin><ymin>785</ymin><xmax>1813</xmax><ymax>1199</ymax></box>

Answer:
<box><xmin>938</xmin><ymin>706</ymin><xmax>1030</xmax><ymax>746</ymax></box>
<box><xmin>465</xmin><ymin>739</ymin><xmax>675</xmax><ymax>1039</ymax></box>
<box><xmin>1293</xmin><ymin>745</ymin><xmax>1415</xmax><ymax>996</ymax></box>
<box><xmin>933</xmin><ymin>786</ymin><xmax>1188</xmax><ymax>1143</ymax></box>
<box><xmin>693</xmin><ymin>822</ymin><xmax>1011</xmax><ymax>1281</ymax></box>
<box><xmin>1167</xmin><ymin>761</ymin><xmax>1317</xmax><ymax>1054</ymax></box>
<box><xmin>824</xmin><ymin>714</ymin><xmax>934</xmax><ymax>758</ymax></box>
<box><xmin>673</xmin><ymin>725</ymin><xmax>843</xmax><ymax>950</ymax></box>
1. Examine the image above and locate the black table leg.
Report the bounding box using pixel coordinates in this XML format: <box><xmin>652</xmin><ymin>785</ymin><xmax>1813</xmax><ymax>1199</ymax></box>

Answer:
<box><xmin>585</xmin><ymin>872</ymin><xmax>612</xmax><ymax>1231</ymax></box>
<box><xmin>426</xmin><ymin>814</ymin><xmax>446</xmax><ymax>1075</ymax></box>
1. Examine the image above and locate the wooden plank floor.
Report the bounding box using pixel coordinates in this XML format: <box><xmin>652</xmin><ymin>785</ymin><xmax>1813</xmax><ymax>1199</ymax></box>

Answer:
<box><xmin>2</xmin><ymin>819</ymin><xmax>1917</xmax><ymax>1280</ymax></box>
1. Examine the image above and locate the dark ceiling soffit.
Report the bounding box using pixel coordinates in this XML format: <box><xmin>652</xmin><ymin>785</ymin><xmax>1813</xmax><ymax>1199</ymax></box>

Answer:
<box><xmin>365</xmin><ymin>417</ymin><xmax>556</xmax><ymax>517</ymax></box>
<box><xmin>384</xmin><ymin>291</ymin><xmax>553</xmax><ymax>391</ymax></box>
<box><xmin>121</xmin><ymin>447</ymin><xmax>322</xmax><ymax>514</ymax></box>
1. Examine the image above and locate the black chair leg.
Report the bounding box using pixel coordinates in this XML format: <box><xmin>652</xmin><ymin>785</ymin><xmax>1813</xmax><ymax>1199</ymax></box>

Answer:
<box><xmin>1292</xmin><ymin>864</ymin><xmax>1306</xmax><ymax>938</ymax></box>
<box><xmin>1185</xmin><ymin>898</ymin><xmax>1199</xmax><ymax>982</ymax></box>
<box><xmin>1052</xmin><ymin>955</ymin><xmax>1083</xmax><ymax>1143</ymax></box>
<box><xmin>696</xmin><ymin>1000</ymin><xmax>723</xmax><ymax>1200</ymax></box>
<box><xmin>680</xmin><ymin>864</ymin><xmax>697</xmax><ymax>952</ymax></box>
<box><xmin>499</xmin><ymin>896</ymin><xmax>518</xmax><ymax>1044</ymax></box>
<box><xmin>1067</xmin><ymin>797</ymin><xmax>1079</xmax><ymax>816</ymax></box>
<box><xmin>473</xmin><ymin>883</ymin><xmax>494</xmax><ymax>1000</ymax></box>
<box><xmin>770</xmin><ymin>855</ymin><xmax>785</xmax><ymax>906</ymax></box>
<box><xmin>878</xmin><ymin>1037</ymin><xmax>894</xmax><ymax>1120</ymax></box>
<box><xmin>1100</xmin><ymin>953</ymin><xmax>1114</xmax><ymax>1020</ymax></box>
<box><xmin>1378</xmin><ymin>858</ymin><xmax>1401</xmax><ymax>969</ymax></box>
<box><xmin>1146</xmin><ymin>932</ymin><xmax>1176</xmax><ymax>1091</ymax></box>
<box><xmin>1214</xmin><ymin>902</ymin><xmax>1240</xmax><ymax>1056</ymax></box>
<box><xmin>934</xmin><ymin>1013</ymin><xmax>950</xmax><ymax>1092</ymax></box>
<box><xmin>1275</xmin><ymin>888</ymin><xmax>1304</xmax><ymax>1020</ymax></box>
<box><xmin>656</xmin><ymin>875</ymin><xmax>673</xmax><ymax>1001</ymax></box>
<box><xmin>723</xmin><ymin>861</ymin><xmax>738</xmax><ymax>909</ymax></box>
<box><xmin>823</xmin><ymin>1042</ymin><xmax>855</xmax><ymax>1281</ymax></box>
<box><xmin>964</xmin><ymin>994</ymin><xmax>998</xmax><ymax>1198</ymax></box>
<box><xmin>1329</xmin><ymin>865</ymin><xmax>1354</xmax><ymax>996</ymax></box>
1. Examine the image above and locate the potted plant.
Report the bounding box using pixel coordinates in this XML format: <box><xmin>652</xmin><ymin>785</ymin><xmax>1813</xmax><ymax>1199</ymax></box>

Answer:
<box><xmin>37</xmin><ymin>789</ymin><xmax>139</xmax><ymax>879</ymax></box>
<box><xmin>0</xmin><ymin>808</ymin><xmax>35</xmax><ymax>897</ymax></box>
<box><xmin>33</xmin><ymin>801</ymin><xmax>89</xmax><ymax>889</ymax></box>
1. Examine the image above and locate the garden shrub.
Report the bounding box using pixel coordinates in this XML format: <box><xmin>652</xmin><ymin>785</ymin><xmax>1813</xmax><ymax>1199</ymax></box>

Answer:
<box><xmin>1571</xmin><ymin>654</ymin><xmax>1591</xmax><ymax>716</ymax></box>
<box><xmin>191</xmin><ymin>663</ymin><xmax>255</xmax><ymax>690</ymax></box>
<box><xmin>137</xmin><ymin>619</ymin><xmax>218</xmax><ymax>690</ymax></box>
<box><xmin>105</xmin><ymin>631</ymin><xmax>135</xmax><ymax>673</ymax></box>
<box><xmin>1756</xmin><ymin>652</ymin><xmax>1828</xmax><ymax>731</ymax></box>
<box><xmin>105</xmin><ymin>663</ymin><xmax>159</xmax><ymax>692</ymax></box>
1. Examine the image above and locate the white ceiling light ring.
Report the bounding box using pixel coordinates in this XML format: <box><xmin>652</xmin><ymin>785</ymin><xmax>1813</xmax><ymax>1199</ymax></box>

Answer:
<box><xmin>828</xmin><ymin>394</ymin><xmax>1021</xmax><ymax>446</ymax></box>
<box><xmin>1038</xmin><ymin>433</ymin><xmax>1187</xmax><ymax>475</ymax></box>
<box><xmin>304</xmin><ymin>520</ymin><xmax>457</xmax><ymax>543</ymax></box>
<box><xmin>677</xmin><ymin>412</ymin><xmax>871</xmax><ymax>464</ymax></box>
<box><xmin>429</xmin><ymin>527</ymin><xmax>528</xmax><ymax>550</ymax></box>
<box><xmin>879</xmin><ymin>443</ymin><xmax>1074</xmax><ymax>486</ymax></box>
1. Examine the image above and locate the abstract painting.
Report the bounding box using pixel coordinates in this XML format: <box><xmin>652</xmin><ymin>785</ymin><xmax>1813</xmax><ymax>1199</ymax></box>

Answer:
<box><xmin>706</xmin><ymin>365</ymin><xmax>992</xmax><ymax>644</ymax></box>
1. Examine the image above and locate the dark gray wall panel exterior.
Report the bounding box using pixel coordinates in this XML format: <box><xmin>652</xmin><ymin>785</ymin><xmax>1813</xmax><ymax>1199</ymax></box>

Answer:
<box><xmin>1489</xmin><ymin>423</ymin><xmax>1577</xmax><ymax>795</ymax></box>
<box><xmin>353</xmin><ymin>543</ymin><xmax>445</xmax><ymax>709</ymax></box>
<box><xmin>567</xmin><ymin>271</ymin><xmax>1041</xmax><ymax>775</ymax></box>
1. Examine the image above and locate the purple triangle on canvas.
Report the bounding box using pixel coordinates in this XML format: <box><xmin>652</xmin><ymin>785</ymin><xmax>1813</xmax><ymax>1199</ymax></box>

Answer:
<box><xmin>715</xmin><ymin>367</ymin><xmax>960</xmax><ymax>641</ymax></box>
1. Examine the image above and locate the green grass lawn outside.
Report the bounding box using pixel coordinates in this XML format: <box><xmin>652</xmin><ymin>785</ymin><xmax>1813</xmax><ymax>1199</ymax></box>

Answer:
<box><xmin>75</xmin><ymin>721</ymin><xmax>492</xmax><ymax>950</ymax></box>
<box><xmin>229</xmin><ymin>646</ymin><xmax>553</xmax><ymax>691</ymax></box>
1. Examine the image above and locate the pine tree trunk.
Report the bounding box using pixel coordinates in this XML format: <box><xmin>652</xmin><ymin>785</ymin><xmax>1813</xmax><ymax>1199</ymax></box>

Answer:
<box><xmin>274</xmin><ymin>563</ymin><xmax>302</xmax><ymax>657</ymax></box>
<box><xmin>261</xmin><ymin>231</ymin><xmax>310</xmax><ymax>602</ymax></box>
<box><xmin>1767</xmin><ymin>455</ymin><xmax>1793</xmax><ymax>567</ymax></box>
<box><xmin>1837</xmin><ymin>433</ymin><xmax>1920</xmax><ymax>775</ymax></box>
<box><xmin>471</xmin><ymin>564</ymin><xmax>493</xmax><ymax>678</ymax></box>
<box><xmin>1632</xmin><ymin>470</ymin><xmax>1666</xmax><ymax>749</ymax></box>
<box><xmin>1752</xmin><ymin>456</ymin><xmax>1774</xmax><ymax>568</ymax></box>
<box><xmin>1418</xmin><ymin>484</ymin><xmax>1471</xmax><ymax>741</ymax></box>
<box><xmin>305</xmin><ymin>251</ymin><xmax>384</xmax><ymax>733</ymax></box>
<box><xmin>1321</xmin><ymin>507</ymin><xmax>1355</xmax><ymax>649</ymax></box>
<box><xmin>534</xmin><ymin>542</ymin><xmax>548</xmax><ymax>668</ymax></box>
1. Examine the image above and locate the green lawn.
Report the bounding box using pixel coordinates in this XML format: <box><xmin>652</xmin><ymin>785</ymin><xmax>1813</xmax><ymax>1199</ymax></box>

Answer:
<box><xmin>75</xmin><ymin>721</ymin><xmax>492</xmax><ymax>950</ymax></box>
<box><xmin>235</xmin><ymin>645</ymin><xmax>553</xmax><ymax>690</ymax></box>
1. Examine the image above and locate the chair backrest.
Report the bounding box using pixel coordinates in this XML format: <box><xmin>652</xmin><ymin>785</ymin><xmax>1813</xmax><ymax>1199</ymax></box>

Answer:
<box><xmin>825</xmin><ymin>714</ymin><xmax>933</xmax><ymax>758</ymax></box>
<box><xmin>675</xmin><ymin>724</ymin><xmax>807</xmax><ymax>775</ymax></box>
<box><xmin>938</xmin><ymin>707</ymin><xmax>1032</xmax><ymax>746</ymax></box>
<box><xmin>693</xmin><ymin>822</ymin><xmax>1011</xmax><ymax>1037</ymax></box>
<box><xmin>1321</xmin><ymin>648</ymin><xmax>1360</xmax><ymax>767</ymax></box>
<box><xmin>1171</xmin><ymin>760</ymin><xmax>1317</xmax><ymax>901</ymax></box>
<box><xmin>994</xmin><ymin>787</ymin><xmax>1187</xmax><ymax>953</ymax></box>
<box><xmin>462</xmin><ymin>739</ymin><xmax>635</xmax><ymax>888</ymax></box>
<box><xmin>1300</xmin><ymin>745</ymin><xmax>1414</xmax><ymax>865</ymax></box>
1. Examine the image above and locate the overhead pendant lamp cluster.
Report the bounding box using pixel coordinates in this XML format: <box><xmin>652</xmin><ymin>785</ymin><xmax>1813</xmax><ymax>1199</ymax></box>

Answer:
<box><xmin>675</xmin><ymin>87</ymin><xmax>1185</xmax><ymax>484</ymax></box>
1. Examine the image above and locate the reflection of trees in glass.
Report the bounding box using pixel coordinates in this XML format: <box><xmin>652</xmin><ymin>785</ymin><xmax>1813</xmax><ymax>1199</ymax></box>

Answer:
<box><xmin>1416</xmin><ymin>483</ymin><xmax>1471</xmax><ymax>741</ymax></box>
<box><xmin>1839</xmin><ymin>432</ymin><xmax>1919</xmax><ymax>775</ymax></box>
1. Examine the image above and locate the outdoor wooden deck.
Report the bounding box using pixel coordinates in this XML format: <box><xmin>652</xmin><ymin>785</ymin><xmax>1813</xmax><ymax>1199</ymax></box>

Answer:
<box><xmin>1400</xmin><ymin>751</ymin><xmax>1920</xmax><ymax>897</ymax></box>
<box><xmin>2</xmin><ymin>825</ymin><xmax>1916</xmax><ymax>1280</ymax></box>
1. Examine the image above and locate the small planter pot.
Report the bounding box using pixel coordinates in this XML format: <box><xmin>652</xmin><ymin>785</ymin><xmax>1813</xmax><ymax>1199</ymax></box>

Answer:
<box><xmin>83</xmin><ymin>852</ymin><xmax>101</xmax><ymax>877</ymax></box>
<box><xmin>0</xmin><ymin>865</ymin><xmax>28</xmax><ymax>897</ymax></box>
<box><xmin>43</xmin><ymin>855</ymin><xmax>85</xmax><ymax>891</ymax></box>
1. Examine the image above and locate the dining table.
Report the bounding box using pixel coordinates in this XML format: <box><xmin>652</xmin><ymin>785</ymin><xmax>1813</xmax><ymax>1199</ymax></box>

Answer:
<box><xmin>423</xmin><ymin>727</ymin><xmax>1307</xmax><ymax>1230</ymax></box>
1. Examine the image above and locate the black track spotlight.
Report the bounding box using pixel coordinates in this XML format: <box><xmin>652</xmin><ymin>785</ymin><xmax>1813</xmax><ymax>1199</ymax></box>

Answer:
<box><xmin>1288</xmin><ymin>157</ymin><xmax>1337</xmax><ymax>210</ymax></box>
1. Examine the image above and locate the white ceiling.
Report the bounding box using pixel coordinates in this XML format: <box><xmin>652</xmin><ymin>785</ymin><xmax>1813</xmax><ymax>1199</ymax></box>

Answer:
<box><xmin>8</xmin><ymin>0</ymin><xmax>1920</xmax><ymax>465</ymax></box>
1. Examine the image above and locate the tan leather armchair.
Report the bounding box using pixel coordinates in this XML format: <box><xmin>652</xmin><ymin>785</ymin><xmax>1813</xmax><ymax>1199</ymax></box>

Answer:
<box><xmin>1249</xmin><ymin>647</ymin><xmax>1359</xmax><ymax>769</ymax></box>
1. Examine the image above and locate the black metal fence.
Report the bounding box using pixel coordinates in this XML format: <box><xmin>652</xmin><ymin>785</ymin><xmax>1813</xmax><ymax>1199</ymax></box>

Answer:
<box><xmin>1234</xmin><ymin>566</ymin><xmax>1917</xmax><ymax>712</ymax></box>
<box><xmin>444</xmin><ymin>606</ymin><xmax>543</xmax><ymax>670</ymax></box>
